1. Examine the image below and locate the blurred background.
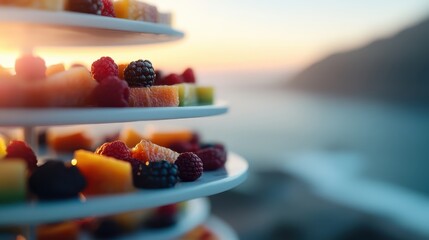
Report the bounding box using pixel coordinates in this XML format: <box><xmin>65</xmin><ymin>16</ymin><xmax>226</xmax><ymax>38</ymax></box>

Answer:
<box><xmin>2</xmin><ymin>0</ymin><xmax>429</xmax><ymax>239</ymax></box>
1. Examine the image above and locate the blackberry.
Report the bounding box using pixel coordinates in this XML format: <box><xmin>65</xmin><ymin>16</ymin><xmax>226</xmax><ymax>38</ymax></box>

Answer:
<box><xmin>66</xmin><ymin>0</ymin><xmax>103</xmax><ymax>15</ymax></box>
<box><xmin>132</xmin><ymin>160</ymin><xmax>178</xmax><ymax>189</ymax></box>
<box><xmin>124</xmin><ymin>60</ymin><xmax>156</xmax><ymax>87</ymax></box>
<box><xmin>29</xmin><ymin>161</ymin><xmax>86</xmax><ymax>200</ymax></box>
<box><xmin>175</xmin><ymin>152</ymin><xmax>203</xmax><ymax>182</ymax></box>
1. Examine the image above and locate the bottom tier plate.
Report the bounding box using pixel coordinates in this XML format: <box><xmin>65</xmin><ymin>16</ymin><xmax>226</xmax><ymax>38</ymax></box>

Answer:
<box><xmin>0</xmin><ymin>153</ymin><xmax>248</xmax><ymax>226</ymax></box>
<box><xmin>81</xmin><ymin>198</ymin><xmax>210</xmax><ymax>240</ymax></box>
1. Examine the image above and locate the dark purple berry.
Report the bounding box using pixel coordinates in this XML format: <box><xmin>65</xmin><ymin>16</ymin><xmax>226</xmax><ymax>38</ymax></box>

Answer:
<box><xmin>124</xmin><ymin>60</ymin><xmax>156</xmax><ymax>87</ymax></box>
<box><xmin>175</xmin><ymin>152</ymin><xmax>203</xmax><ymax>181</ymax></box>
<box><xmin>66</xmin><ymin>0</ymin><xmax>103</xmax><ymax>15</ymax></box>
<box><xmin>132</xmin><ymin>160</ymin><xmax>178</xmax><ymax>189</ymax></box>
<box><xmin>29</xmin><ymin>161</ymin><xmax>86</xmax><ymax>200</ymax></box>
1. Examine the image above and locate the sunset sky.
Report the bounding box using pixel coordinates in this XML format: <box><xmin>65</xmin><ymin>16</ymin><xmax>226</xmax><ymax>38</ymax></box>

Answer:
<box><xmin>1</xmin><ymin>0</ymin><xmax>429</xmax><ymax>75</ymax></box>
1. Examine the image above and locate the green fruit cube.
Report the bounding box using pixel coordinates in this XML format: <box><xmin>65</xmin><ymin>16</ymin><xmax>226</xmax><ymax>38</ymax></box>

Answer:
<box><xmin>197</xmin><ymin>86</ymin><xmax>214</xmax><ymax>105</ymax></box>
<box><xmin>178</xmin><ymin>84</ymin><xmax>198</xmax><ymax>107</ymax></box>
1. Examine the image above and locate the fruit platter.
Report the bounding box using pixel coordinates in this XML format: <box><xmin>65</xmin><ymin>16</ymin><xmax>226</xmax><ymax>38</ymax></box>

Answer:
<box><xmin>0</xmin><ymin>1</ymin><xmax>248</xmax><ymax>239</ymax></box>
<box><xmin>0</xmin><ymin>0</ymin><xmax>183</xmax><ymax>47</ymax></box>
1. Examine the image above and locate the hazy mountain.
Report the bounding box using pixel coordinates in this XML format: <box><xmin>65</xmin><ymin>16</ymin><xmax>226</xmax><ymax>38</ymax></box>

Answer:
<box><xmin>288</xmin><ymin>17</ymin><xmax>429</xmax><ymax>104</ymax></box>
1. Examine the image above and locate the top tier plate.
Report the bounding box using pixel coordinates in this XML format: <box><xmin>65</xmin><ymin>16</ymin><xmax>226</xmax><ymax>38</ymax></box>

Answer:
<box><xmin>0</xmin><ymin>7</ymin><xmax>184</xmax><ymax>47</ymax></box>
<box><xmin>0</xmin><ymin>102</ymin><xmax>228</xmax><ymax>126</ymax></box>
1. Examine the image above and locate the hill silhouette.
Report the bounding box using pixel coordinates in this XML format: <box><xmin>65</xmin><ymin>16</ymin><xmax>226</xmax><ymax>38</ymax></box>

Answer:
<box><xmin>288</xmin><ymin>17</ymin><xmax>429</xmax><ymax>104</ymax></box>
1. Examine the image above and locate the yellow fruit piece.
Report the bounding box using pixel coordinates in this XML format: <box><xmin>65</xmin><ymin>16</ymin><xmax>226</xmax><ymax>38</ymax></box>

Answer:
<box><xmin>0</xmin><ymin>160</ymin><xmax>27</xmax><ymax>204</ymax></box>
<box><xmin>119</xmin><ymin>128</ymin><xmax>143</xmax><ymax>148</ymax></box>
<box><xmin>0</xmin><ymin>137</ymin><xmax>6</xmax><ymax>159</ymax></box>
<box><xmin>149</xmin><ymin>130</ymin><xmax>194</xmax><ymax>148</ymax></box>
<box><xmin>131</xmin><ymin>139</ymin><xmax>179</xmax><ymax>163</ymax></box>
<box><xmin>110</xmin><ymin>209</ymin><xmax>154</xmax><ymax>232</ymax></box>
<box><xmin>37</xmin><ymin>222</ymin><xmax>79</xmax><ymax>240</ymax></box>
<box><xmin>118</xmin><ymin>63</ymin><xmax>128</xmax><ymax>80</ymax></box>
<box><xmin>196</xmin><ymin>86</ymin><xmax>214</xmax><ymax>105</ymax></box>
<box><xmin>46</xmin><ymin>63</ymin><xmax>65</xmax><ymax>77</ymax></box>
<box><xmin>128</xmin><ymin>85</ymin><xmax>179</xmax><ymax>107</ymax></box>
<box><xmin>178</xmin><ymin>83</ymin><xmax>198</xmax><ymax>106</ymax></box>
<box><xmin>74</xmin><ymin>150</ymin><xmax>134</xmax><ymax>196</ymax></box>
<box><xmin>113</xmin><ymin>0</ymin><xmax>130</xmax><ymax>19</ymax></box>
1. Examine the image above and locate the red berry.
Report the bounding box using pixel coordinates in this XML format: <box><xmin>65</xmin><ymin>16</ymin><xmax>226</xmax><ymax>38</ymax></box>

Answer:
<box><xmin>91</xmin><ymin>57</ymin><xmax>118</xmax><ymax>83</ymax></box>
<box><xmin>182</xmin><ymin>68</ymin><xmax>196</xmax><ymax>83</ymax></box>
<box><xmin>95</xmin><ymin>140</ymin><xmax>131</xmax><ymax>160</ymax></box>
<box><xmin>101</xmin><ymin>0</ymin><xmax>115</xmax><ymax>17</ymax></box>
<box><xmin>15</xmin><ymin>54</ymin><xmax>46</xmax><ymax>80</ymax></box>
<box><xmin>156</xmin><ymin>204</ymin><xmax>178</xmax><ymax>217</ymax></box>
<box><xmin>175</xmin><ymin>152</ymin><xmax>203</xmax><ymax>181</ymax></box>
<box><xmin>66</xmin><ymin>0</ymin><xmax>103</xmax><ymax>15</ymax></box>
<box><xmin>195</xmin><ymin>147</ymin><xmax>227</xmax><ymax>171</ymax></box>
<box><xmin>5</xmin><ymin>140</ymin><xmax>38</xmax><ymax>171</ymax></box>
<box><xmin>91</xmin><ymin>76</ymin><xmax>129</xmax><ymax>107</ymax></box>
<box><xmin>162</xmin><ymin>73</ymin><xmax>183</xmax><ymax>85</ymax></box>
<box><xmin>154</xmin><ymin>70</ymin><xmax>163</xmax><ymax>86</ymax></box>
<box><xmin>169</xmin><ymin>141</ymin><xmax>199</xmax><ymax>153</ymax></box>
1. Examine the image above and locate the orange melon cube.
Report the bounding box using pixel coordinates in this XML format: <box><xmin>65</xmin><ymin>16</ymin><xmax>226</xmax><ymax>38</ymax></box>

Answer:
<box><xmin>74</xmin><ymin>150</ymin><xmax>134</xmax><ymax>196</ymax></box>
<box><xmin>149</xmin><ymin>130</ymin><xmax>194</xmax><ymax>148</ymax></box>
<box><xmin>128</xmin><ymin>85</ymin><xmax>179</xmax><ymax>107</ymax></box>
<box><xmin>37</xmin><ymin>222</ymin><xmax>79</xmax><ymax>240</ymax></box>
<box><xmin>46</xmin><ymin>63</ymin><xmax>65</xmax><ymax>77</ymax></box>
<box><xmin>27</xmin><ymin>66</ymin><xmax>97</xmax><ymax>107</ymax></box>
<box><xmin>119</xmin><ymin>128</ymin><xmax>143</xmax><ymax>148</ymax></box>
<box><xmin>48</xmin><ymin>131</ymin><xmax>93</xmax><ymax>153</ymax></box>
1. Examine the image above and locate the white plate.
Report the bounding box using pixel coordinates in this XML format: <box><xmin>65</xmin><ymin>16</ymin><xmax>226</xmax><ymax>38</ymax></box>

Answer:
<box><xmin>202</xmin><ymin>216</ymin><xmax>239</xmax><ymax>240</ymax></box>
<box><xmin>0</xmin><ymin>102</ymin><xmax>228</xmax><ymax>126</ymax></box>
<box><xmin>0</xmin><ymin>7</ymin><xmax>184</xmax><ymax>47</ymax></box>
<box><xmin>80</xmin><ymin>198</ymin><xmax>210</xmax><ymax>240</ymax></box>
<box><xmin>112</xmin><ymin>198</ymin><xmax>210</xmax><ymax>240</ymax></box>
<box><xmin>0</xmin><ymin>153</ymin><xmax>248</xmax><ymax>226</ymax></box>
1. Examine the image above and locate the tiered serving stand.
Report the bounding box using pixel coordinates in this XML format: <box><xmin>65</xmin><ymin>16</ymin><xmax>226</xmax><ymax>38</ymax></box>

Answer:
<box><xmin>0</xmin><ymin>7</ymin><xmax>247</xmax><ymax>240</ymax></box>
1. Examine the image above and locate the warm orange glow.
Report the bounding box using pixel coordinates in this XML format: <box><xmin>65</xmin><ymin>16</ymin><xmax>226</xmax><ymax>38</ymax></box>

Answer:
<box><xmin>71</xmin><ymin>159</ymin><xmax>77</xmax><ymax>166</ymax></box>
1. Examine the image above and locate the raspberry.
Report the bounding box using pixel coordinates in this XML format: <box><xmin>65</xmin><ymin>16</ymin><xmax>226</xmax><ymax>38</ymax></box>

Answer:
<box><xmin>182</xmin><ymin>68</ymin><xmax>196</xmax><ymax>83</ymax></box>
<box><xmin>95</xmin><ymin>140</ymin><xmax>131</xmax><ymax>160</ymax></box>
<box><xmin>29</xmin><ymin>161</ymin><xmax>86</xmax><ymax>200</ymax></box>
<box><xmin>132</xmin><ymin>160</ymin><xmax>178</xmax><ymax>189</ymax></box>
<box><xmin>175</xmin><ymin>152</ymin><xmax>203</xmax><ymax>181</ymax></box>
<box><xmin>124</xmin><ymin>60</ymin><xmax>156</xmax><ymax>87</ymax></box>
<box><xmin>91</xmin><ymin>76</ymin><xmax>130</xmax><ymax>107</ymax></box>
<box><xmin>154</xmin><ymin>70</ymin><xmax>163</xmax><ymax>86</ymax></box>
<box><xmin>91</xmin><ymin>57</ymin><xmax>118</xmax><ymax>83</ymax></box>
<box><xmin>195</xmin><ymin>147</ymin><xmax>227</xmax><ymax>171</ymax></box>
<box><xmin>162</xmin><ymin>74</ymin><xmax>183</xmax><ymax>85</ymax></box>
<box><xmin>169</xmin><ymin>141</ymin><xmax>199</xmax><ymax>153</ymax></box>
<box><xmin>101</xmin><ymin>0</ymin><xmax>115</xmax><ymax>17</ymax></box>
<box><xmin>66</xmin><ymin>0</ymin><xmax>103</xmax><ymax>15</ymax></box>
<box><xmin>5</xmin><ymin>140</ymin><xmax>38</xmax><ymax>171</ymax></box>
<box><xmin>200</xmin><ymin>142</ymin><xmax>225</xmax><ymax>152</ymax></box>
<box><xmin>15</xmin><ymin>54</ymin><xmax>46</xmax><ymax>80</ymax></box>
<box><xmin>146</xmin><ymin>204</ymin><xmax>178</xmax><ymax>228</ymax></box>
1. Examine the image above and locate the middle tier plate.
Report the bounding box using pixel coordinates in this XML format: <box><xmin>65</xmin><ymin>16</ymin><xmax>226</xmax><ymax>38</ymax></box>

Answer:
<box><xmin>0</xmin><ymin>102</ymin><xmax>228</xmax><ymax>126</ymax></box>
<box><xmin>0</xmin><ymin>152</ymin><xmax>248</xmax><ymax>226</ymax></box>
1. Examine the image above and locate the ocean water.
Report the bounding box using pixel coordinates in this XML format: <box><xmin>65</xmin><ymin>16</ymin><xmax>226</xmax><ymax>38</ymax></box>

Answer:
<box><xmin>56</xmin><ymin>70</ymin><xmax>429</xmax><ymax>195</ymax></box>
<box><xmin>178</xmin><ymin>72</ymin><xmax>429</xmax><ymax>195</ymax></box>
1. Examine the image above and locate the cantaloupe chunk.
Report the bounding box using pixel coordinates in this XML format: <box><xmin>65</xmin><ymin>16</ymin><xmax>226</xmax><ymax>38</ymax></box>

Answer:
<box><xmin>48</xmin><ymin>131</ymin><xmax>93</xmax><ymax>153</ymax></box>
<box><xmin>119</xmin><ymin>128</ymin><xmax>144</xmax><ymax>148</ymax></box>
<box><xmin>46</xmin><ymin>63</ymin><xmax>65</xmax><ymax>77</ymax></box>
<box><xmin>37</xmin><ymin>222</ymin><xmax>79</xmax><ymax>240</ymax></box>
<box><xmin>128</xmin><ymin>86</ymin><xmax>179</xmax><ymax>107</ymax></box>
<box><xmin>0</xmin><ymin>0</ymin><xmax>65</xmax><ymax>11</ymax></box>
<box><xmin>74</xmin><ymin>150</ymin><xmax>134</xmax><ymax>196</ymax></box>
<box><xmin>27</xmin><ymin>66</ymin><xmax>97</xmax><ymax>107</ymax></box>
<box><xmin>0</xmin><ymin>136</ymin><xmax>7</xmax><ymax>159</ymax></box>
<box><xmin>0</xmin><ymin>160</ymin><xmax>27</xmax><ymax>204</ymax></box>
<box><xmin>148</xmin><ymin>130</ymin><xmax>194</xmax><ymax>148</ymax></box>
